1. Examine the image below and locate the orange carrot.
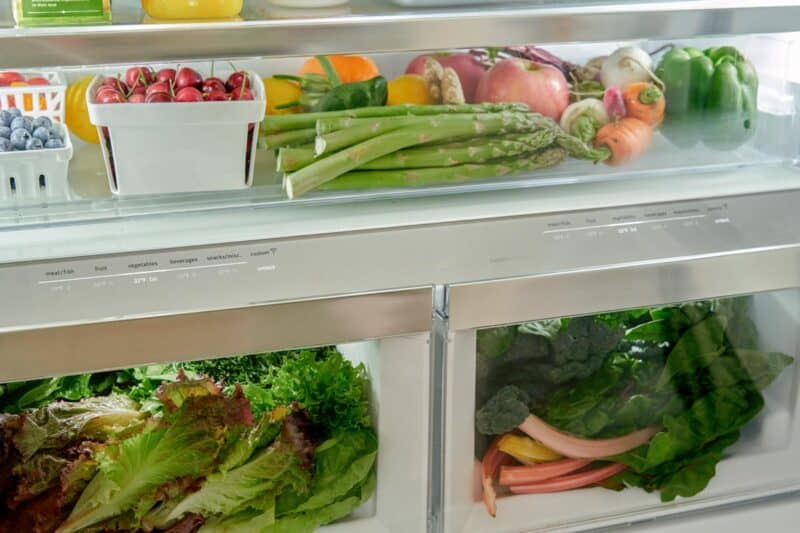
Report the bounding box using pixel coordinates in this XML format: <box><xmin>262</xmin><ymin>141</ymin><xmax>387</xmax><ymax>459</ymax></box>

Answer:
<box><xmin>594</xmin><ymin>117</ymin><xmax>653</xmax><ymax>166</ymax></box>
<box><xmin>623</xmin><ymin>82</ymin><xmax>665</xmax><ymax>126</ymax></box>
<box><xmin>298</xmin><ymin>55</ymin><xmax>380</xmax><ymax>84</ymax></box>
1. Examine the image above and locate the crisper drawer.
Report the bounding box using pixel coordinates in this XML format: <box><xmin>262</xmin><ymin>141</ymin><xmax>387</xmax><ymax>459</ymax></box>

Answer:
<box><xmin>443</xmin><ymin>246</ymin><xmax>800</xmax><ymax>532</ymax></box>
<box><xmin>0</xmin><ymin>288</ymin><xmax>432</xmax><ymax>533</ymax></box>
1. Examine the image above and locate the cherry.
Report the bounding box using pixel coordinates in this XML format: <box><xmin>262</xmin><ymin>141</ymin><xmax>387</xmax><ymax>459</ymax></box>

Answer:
<box><xmin>125</xmin><ymin>67</ymin><xmax>154</xmax><ymax>89</ymax></box>
<box><xmin>205</xmin><ymin>90</ymin><xmax>229</xmax><ymax>101</ymax></box>
<box><xmin>145</xmin><ymin>92</ymin><xmax>172</xmax><ymax>103</ymax></box>
<box><xmin>226</xmin><ymin>71</ymin><xmax>249</xmax><ymax>92</ymax></box>
<box><xmin>155</xmin><ymin>68</ymin><xmax>177</xmax><ymax>84</ymax></box>
<box><xmin>127</xmin><ymin>93</ymin><xmax>146</xmax><ymax>103</ymax></box>
<box><xmin>102</xmin><ymin>78</ymin><xmax>129</xmax><ymax>94</ymax></box>
<box><xmin>146</xmin><ymin>81</ymin><xmax>172</xmax><ymax>97</ymax></box>
<box><xmin>202</xmin><ymin>78</ymin><xmax>226</xmax><ymax>94</ymax></box>
<box><xmin>230</xmin><ymin>86</ymin><xmax>254</xmax><ymax>101</ymax></box>
<box><xmin>175</xmin><ymin>67</ymin><xmax>203</xmax><ymax>91</ymax></box>
<box><xmin>96</xmin><ymin>90</ymin><xmax>125</xmax><ymax>104</ymax></box>
<box><xmin>175</xmin><ymin>86</ymin><xmax>204</xmax><ymax>102</ymax></box>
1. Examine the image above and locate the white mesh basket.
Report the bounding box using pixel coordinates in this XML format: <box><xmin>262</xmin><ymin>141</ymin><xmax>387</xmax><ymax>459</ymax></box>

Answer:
<box><xmin>0</xmin><ymin>72</ymin><xmax>67</xmax><ymax>122</ymax></box>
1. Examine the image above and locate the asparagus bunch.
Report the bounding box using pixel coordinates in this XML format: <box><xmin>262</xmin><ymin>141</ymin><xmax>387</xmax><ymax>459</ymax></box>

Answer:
<box><xmin>262</xmin><ymin>103</ymin><xmax>610</xmax><ymax>198</ymax></box>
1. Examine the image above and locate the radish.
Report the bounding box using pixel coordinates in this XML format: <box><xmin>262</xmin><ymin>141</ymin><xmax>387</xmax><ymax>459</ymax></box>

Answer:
<box><xmin>601</xmin><ymin>47</ymin><xmax>654</xmax><ymax>89</ymax></box>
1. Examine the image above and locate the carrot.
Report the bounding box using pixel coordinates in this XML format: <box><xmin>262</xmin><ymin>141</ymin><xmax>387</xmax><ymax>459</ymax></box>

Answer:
<box><xmin>298</xmin><ymin>55</ymin><xmax>380</xmax><ymax>84</ymax></box>
<box><xmin>593</xmin><ymin>117</ymin><xmax>654</xmax><ymax>166</ymax></box>
<box><xmin>623</xmin><ymin>82</ymin><xmax>665</xmax><ymax>126</ymax></box>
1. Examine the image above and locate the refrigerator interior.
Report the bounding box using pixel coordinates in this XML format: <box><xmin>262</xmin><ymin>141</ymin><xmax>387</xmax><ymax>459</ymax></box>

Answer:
<box><xmin>1</xmin><ymin>31</ymin><xmax>799</xmax><ymax>227</ymax></box>
<box><xmin>444</xmin><ymin>287</ymin><xmax>800</xmax><ymax>532</ymax></box>
<box><xmin>0</xmin><ymin>329</ymin><xmax>431</xmax><ymax>532</ymax></box>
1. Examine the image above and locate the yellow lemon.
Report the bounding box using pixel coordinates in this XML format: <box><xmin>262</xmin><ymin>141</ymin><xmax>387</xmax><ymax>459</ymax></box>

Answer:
<box><xmin>387</xmin><ymin>74</ymin><xmax>433</xmax><ymax>106</ymax></box>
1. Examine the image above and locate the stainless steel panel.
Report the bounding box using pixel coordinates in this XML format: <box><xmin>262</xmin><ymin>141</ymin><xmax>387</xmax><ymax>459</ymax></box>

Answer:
<box><xmin>448</xmin><ymin>245</ymin><xmax>800</xmax><ymax>329</ymax></box>
<box><xmin>2</xmin><ymin>2</ymin><xmax>800</xmax><ymax>68</ymax></box>
<box><xmin>0</xmin><ymin>287</ymin><xmax>432</xmax><ymax>383</ymax></box>
<box><xmin>4</xmin><ymin>189</ymin><xmax>800</xmax><ymax>331</ymax></box>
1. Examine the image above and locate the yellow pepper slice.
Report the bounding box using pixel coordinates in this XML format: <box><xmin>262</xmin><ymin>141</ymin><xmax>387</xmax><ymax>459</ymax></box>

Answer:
<box><xmin>498</xmin><ymin>433</ymin><xmax>562</xmax><ymax>464</ymax></box>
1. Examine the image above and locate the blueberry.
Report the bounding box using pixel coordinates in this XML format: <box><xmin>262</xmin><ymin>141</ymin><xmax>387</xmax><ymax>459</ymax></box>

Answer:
<box><xmin>10</xmin><ymin>117</ymin><xmax>32</xmax><ymax>133</ymax></box>
<box><xmin>8</xmin><ymin>108</ymin><xmax>22</xmax><ymax>119</ymax></box>
<box><xmin>32</xmin><ymin>126</ymin><xmax>50</xmax><ymax>142</ymax></box>
<box><xmin>10</xmin><ymin>129</ymin><xmax>31</xmax><ymax>150</ymax></box>
<box><xmin>48</xmin><ymin>126</ymin><xmax>63</xmax><ymax>141</ymax></box>
<box><xmin>45</xmin><ymin>138</ymin><xmax>65</xmax><ymax>149</ymax></box>
<box><xmin>0</xmin><ymin>126</ymin><xmax>10</xmax><ymax>139</ymax></box>
<box><xmin>0</xmin><ymin>110</ymin><xmax>12</xmax><ymax>127</ymax></box>
<box><xmin>0</xmin><ymin>138</ymin><xmax>10</xmax><ymax>152</ymax></box>
<box><xmin>25</xmin><ymin>137</ymin><xmax>43</xmax><ymax>150</ymax></box>
<box><xmin>31</xmin><ymin>116</ymin><xmax>52</xmax><ymax>130</ymax></box>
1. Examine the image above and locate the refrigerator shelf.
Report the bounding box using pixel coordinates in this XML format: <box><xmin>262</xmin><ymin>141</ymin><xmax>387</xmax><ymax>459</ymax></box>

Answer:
<box><xmin>1</xmin><ymin>0</ymin><xmax>800</xmax><ymax>68</ymax></box>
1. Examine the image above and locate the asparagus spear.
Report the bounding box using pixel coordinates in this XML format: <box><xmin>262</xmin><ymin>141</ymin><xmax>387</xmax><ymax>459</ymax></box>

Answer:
<box><xmin>556</xmin><ymin>130</ymin><xmax>611</xmax><ymax>162</ymax></box>
<box><xmin>285</xmin><ymin>113</ymin><xmax>547</xmax><ymax>198</ymax></box>
<box><xmin>360</xmin><ymin>130</ymin><xmax>556</xmax><ymax>170</ymax></box>
<box><xmin>277</xmin><ymin>144</ymin><xmax>316</xmax><ymax>172</ymax></box>
<box><xmin>318</xmin><ymin>147</ymin><xmax>568</xmax><ymax>191</ymax></box>
<box><xmin>315</xmin><ymin>112</ymin><xmax>555</xmax><ymax>156</ymax></box>
<box><xmin>262</xmin><ymin>128</ymin><xmax>317</xmax><ymax>149</ymax></box>
<box><xmin>262</xmin><ymin>103</ymin><xmax>531</xmax><ymax>133</ymax></box>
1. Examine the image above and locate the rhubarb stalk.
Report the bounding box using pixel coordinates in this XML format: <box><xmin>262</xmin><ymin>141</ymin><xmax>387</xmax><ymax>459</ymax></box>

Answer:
<box><xmin>508</xmin><ymin>463</ymin><xmax>627</xmax><ymax>494</ymax></box>
<box><xmin>499</xmin><ymin>458</ymin><xmax>591</xmax><ymax>486</ymax></box>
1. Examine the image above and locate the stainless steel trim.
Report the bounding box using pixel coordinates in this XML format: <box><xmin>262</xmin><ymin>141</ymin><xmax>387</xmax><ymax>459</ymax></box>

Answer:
<box><xmin>447</xmin><ymin>245</ymin><xmax>800</xmax><ymax>330</ymax></box>
<box><xmin>0</xmin><ymin>287</ymin><xmax>432</xmax><ymax>383</ymax></box>
<box><xmin>2</xmin><ymin>2</ymin><xmax>800</xmax><ymax>68</ymax></box>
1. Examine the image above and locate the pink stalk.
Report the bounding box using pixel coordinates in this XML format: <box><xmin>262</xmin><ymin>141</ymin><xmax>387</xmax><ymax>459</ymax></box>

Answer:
<box><xmin>508</xmin><ymin>462</ymin><xmax>627</xmax><ymax>494</ymax></box>
<box><xmin>518</xmin><ymin>414</ymin><xmax>658</xmax><ymax>459</ymax></box>
<box><xmin>499</xmin><ymin>458</ymin><xmax>592</xmax><ymax>486</ymax></box>
<box><xmin>481</xmin><ymin>437</ymin><xmax>514</xmax><ymax>518</ymax></box>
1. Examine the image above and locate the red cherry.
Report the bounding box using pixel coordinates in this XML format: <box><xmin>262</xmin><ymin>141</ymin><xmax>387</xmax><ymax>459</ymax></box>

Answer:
<box><xmin>202</xmin><ymin>78</ymin><xmax>226</xmax><ymax>94</ymax></box>
<box><xmin>175</xmin><ymin>67</ymin><xmax>203</xmax><ymax>91</ymax></box>
<box><xmin>96</xmin><ymin>90</ymin><xmax>125</xmax><ymax>104</ymax></box>
<box><xmin>206</xmin><ymin>90</ymin><xmax>229</xmax><ymax>101</ymax></box>
<box><xmin>102</xmin><ymin>78</ymin><xmax>130</xmax><ymax>94</ymax></box>
<box><xmin>226</xmin><ymin>71</ymin><xmax>249</xmax><ymax>92</ymax></box>
<box><xmin>145</xmin><ymin>91</ymin><xmax>173</xmax><ymax>103</ymax></box>
<box><xmin>146</xmin><ymin>81</ymin><xmax>172</xmax><ymax>97</ymax></box>
<box><xmin>155</xmin><ymin>68</ymin><xmax>177</xmax><ymax>83</ymax></box>
<box><xmin>230</xmin><ymin>86</ymin><xmax>254</xmax><ymax>101</ymax></box>
<box><xmin>127</xmin><ymin>93</ymin><xmax>146</xmax><ymax>103</ymax></box>
<box><xmin>125</xmin><ymin>66</ymin><xmax>154</xmax><ymax>89</ymax></box>
<box><xmin>175</xmin><ymin>86</ymin><xmax>204</xmax><ymax>102</ymax></box>
<box><xmin>130</xmin><ymin>85</ymin><xmax>147</xmax><ymax>96</ymax></box>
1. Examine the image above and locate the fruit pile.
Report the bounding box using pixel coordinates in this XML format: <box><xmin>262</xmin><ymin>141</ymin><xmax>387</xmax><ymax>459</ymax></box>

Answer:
<box><xmin>94</xmin><ymin>66</ymin><xmax>255</xmax><ymax>104</ymax></box>
<box><xmin>0</xmin><ymin>108</ymin><xmax>66</xmax><ymax>152</ymax></box>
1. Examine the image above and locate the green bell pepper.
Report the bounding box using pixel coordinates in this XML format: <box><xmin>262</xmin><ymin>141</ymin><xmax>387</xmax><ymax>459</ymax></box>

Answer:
<box><xmin>656</xmin><ymin>45</ymin><xmax>758</xmax><ymax>150</ymax></box>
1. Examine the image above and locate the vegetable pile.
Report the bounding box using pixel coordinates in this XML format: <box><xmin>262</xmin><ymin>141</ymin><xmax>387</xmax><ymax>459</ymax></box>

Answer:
<box><xmin>260</xmin><ymin>44</ymin><xmax>758</xmax><ymax>197</ymax></box>
<box><xmin>475</xmin><ymin>298</ymin><xmax>793</xmax><ymax>516</ymax></box>
<box><xmin>0</xmin><ymin>347</ymin><xmax>377</xmax><ymax>533</ymax></box>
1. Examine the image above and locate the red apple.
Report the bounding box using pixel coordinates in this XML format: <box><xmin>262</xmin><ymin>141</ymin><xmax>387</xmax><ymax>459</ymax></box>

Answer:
<box><xmin>226</xmin><ymin>71</ymin><xmax>249</xmax><ymax>92</ymax></box>
<box><xmin>474</xmin><ymin>58</ymin><xmax>569</xmax><ymax>121</ymax></box>
<box><xmin>145</xmin><ymin>91</ymin><xmax>173</xmax><ymax>103</ymax></box>
<box><xmin>125</xmin><ymin>66</ymin><xmax>155</xmax><ymax>89</ymax></box>
<box><xmin>206</xmin><ymin>91</ymin><xmax>229</xmax><ymax>102</ymax></box>
<box><xmin>146</xmin><ymin>81</ymin><xmax>172</xmax><ymax>97</ymax></box>
<box><xmin>155</xmin><ymin>68</ymin><xmax>177</xmax><ymax>84</ymax></box>
<box><xmin>175</xmin><ymin>67</ymin><xmax>203</xmax><ymax>91</ymax></box>
<box><xmin>406</xmin><ymin>53</ymin><xmax>486</xmax><ymax>103</ymax></box>
<box><xmin>127</xmin><ymin>93</ymin><xmax>146</xmax><ymax>103</ymax></box>
<box><xmin>0</xmin><ymin>71</ymin><xmax>25</xmax><ymax>86</ymax></box>
<box><xmin>175</xmin><ymin>86</ymin><xmax>204</xmax><ymax>102</ymax></box>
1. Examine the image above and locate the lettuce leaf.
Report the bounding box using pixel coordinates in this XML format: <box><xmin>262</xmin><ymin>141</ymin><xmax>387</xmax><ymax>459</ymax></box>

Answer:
<box><xmin>56</xmin><ymin>379</ymin><xmax>252</xmax><ymax>533</ymax></box>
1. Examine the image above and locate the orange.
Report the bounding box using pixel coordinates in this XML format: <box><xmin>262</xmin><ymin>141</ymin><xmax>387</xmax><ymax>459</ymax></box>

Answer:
<box><xmin>298</xmin><ymin>55</ymin><xmax>380</xmax><ymax>84</ymax></box>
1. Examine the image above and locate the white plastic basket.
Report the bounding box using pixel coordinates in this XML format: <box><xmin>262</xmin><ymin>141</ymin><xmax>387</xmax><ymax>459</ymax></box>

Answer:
<box><xmin>0</xmin><ymin>72</ymin><xmax>67</xmax><ymax>122</ymax></box>
<box><xmin>86</xmin><ymin>70</ymin><xmax>265</xmax><ymax>196</ymax></box>
<box><xmin>0</xmin><ymin>122</ymin><xmax>74</xmax><ymax>203</ymax></box>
